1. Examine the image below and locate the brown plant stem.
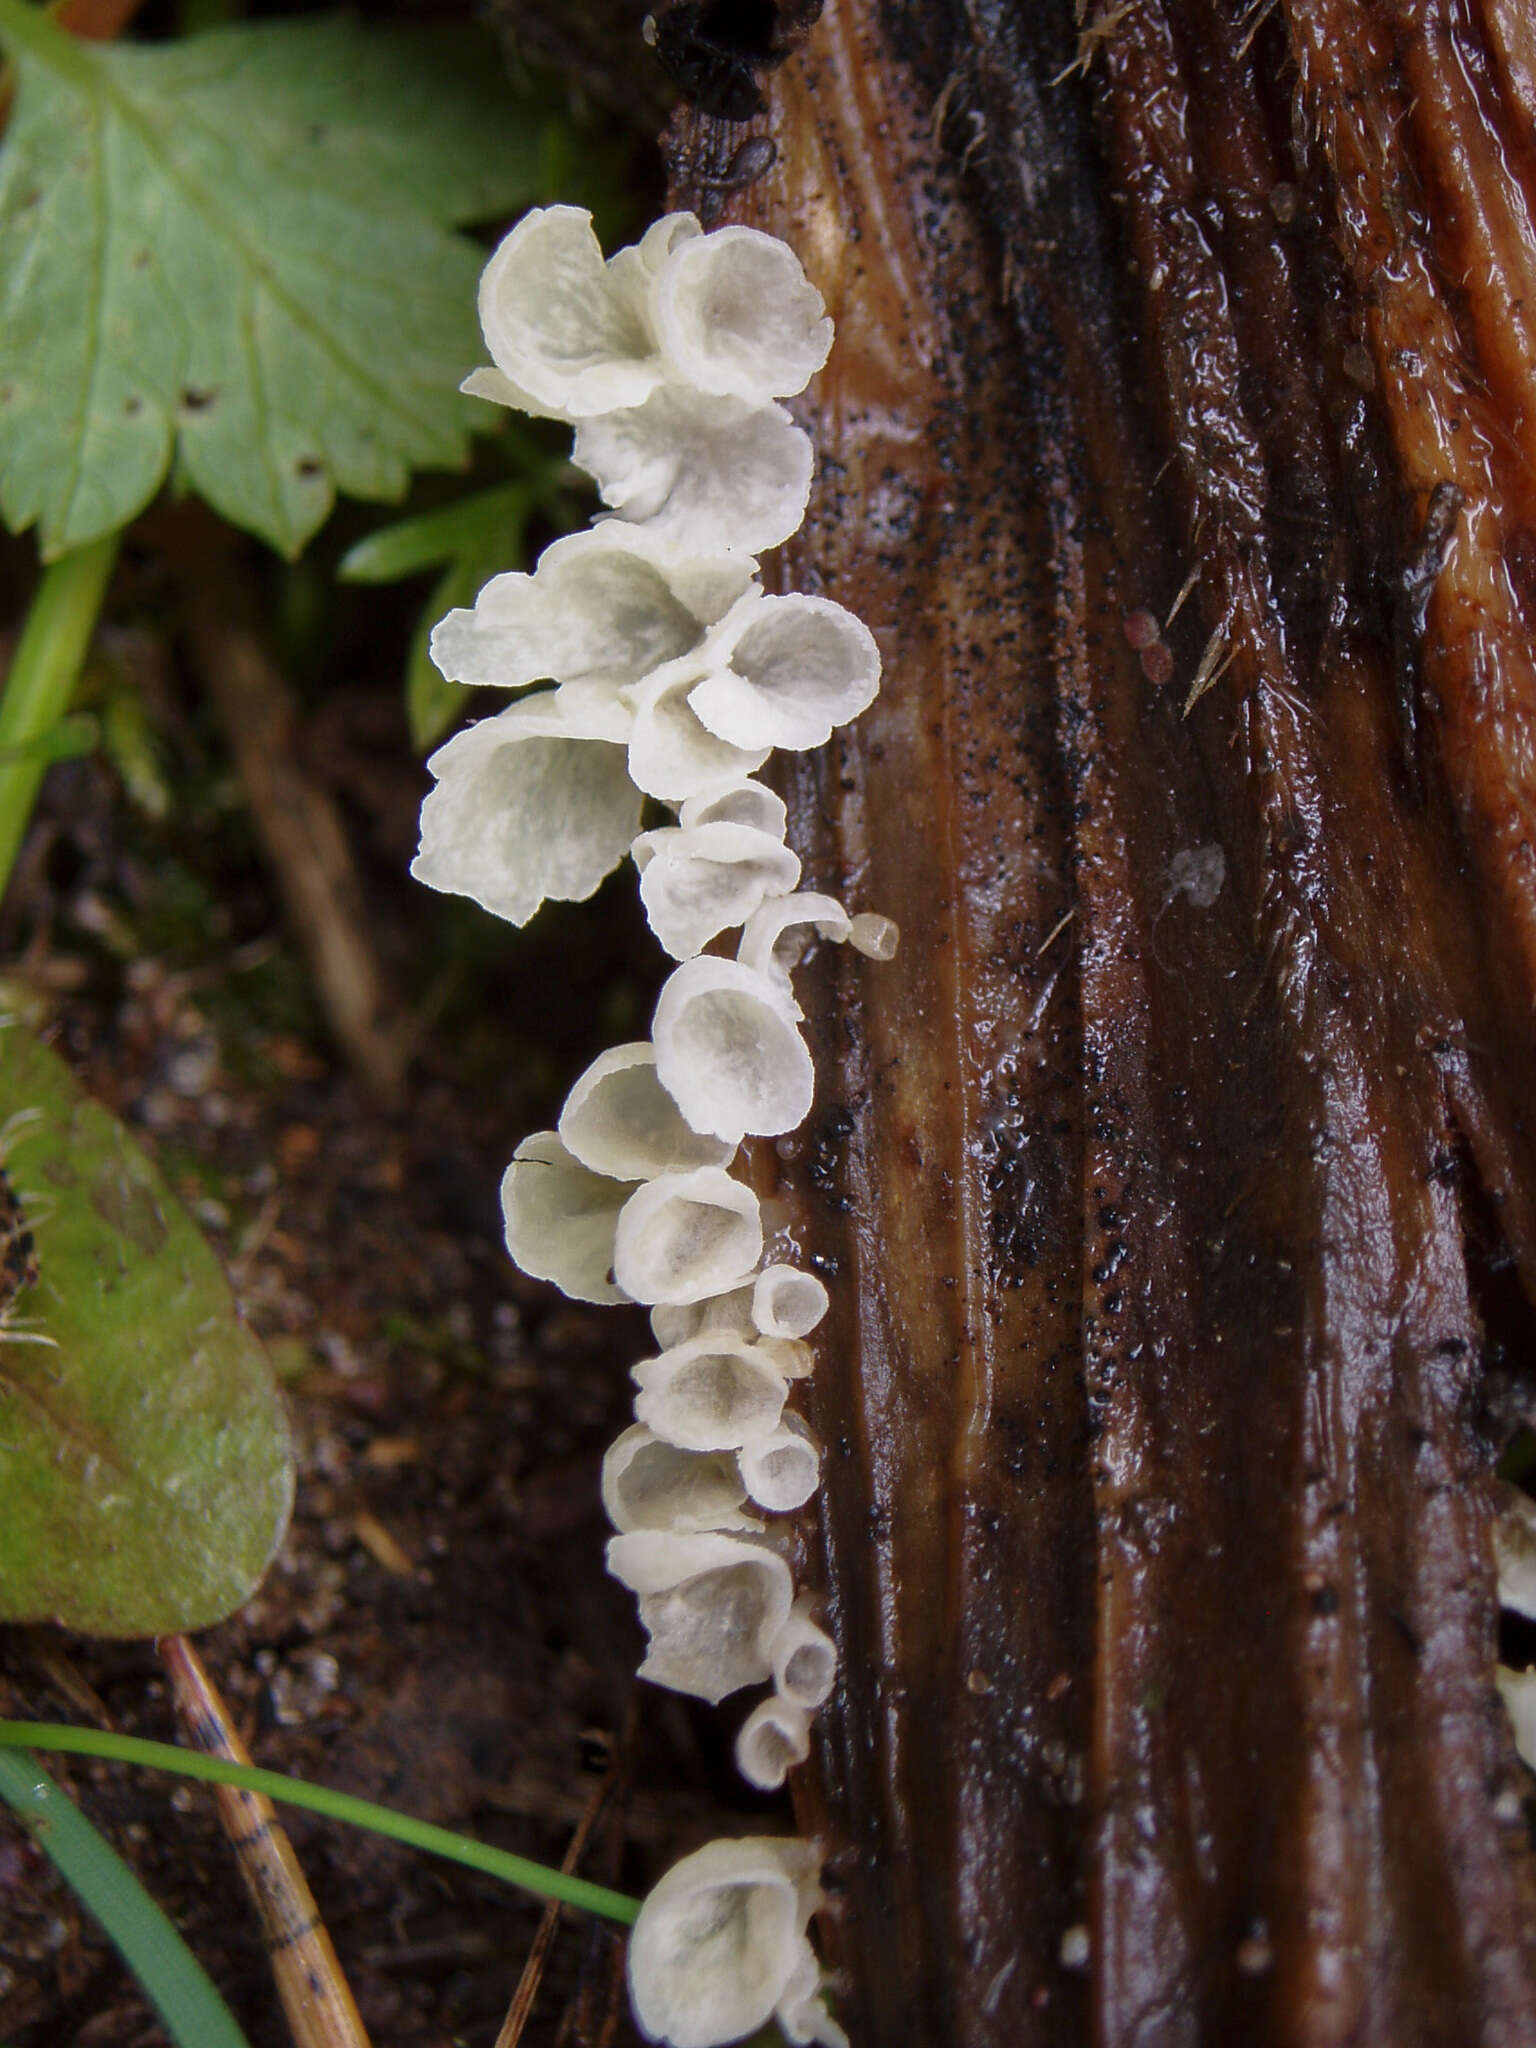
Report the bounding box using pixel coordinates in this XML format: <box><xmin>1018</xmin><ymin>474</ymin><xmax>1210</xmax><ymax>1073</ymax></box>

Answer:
<box><xmin>160</xmin><ymin>1635</ymin><xmax>372</xmax><ymax>2048</ymax></box>
<box><xmin>668</xmin><ymin>0</ymin><xmax>1536</xmax><ymax>2040</ymax></box>
<box><xmin>179</xmin><ymin>548</ymin><xmax>407</xmax><ymax>1102</ymax></box>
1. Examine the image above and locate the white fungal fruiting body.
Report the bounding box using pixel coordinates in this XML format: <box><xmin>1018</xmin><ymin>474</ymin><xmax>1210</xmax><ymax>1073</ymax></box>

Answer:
<box><xmin>652</xmin><ymin>955</ymin><xmax>817</xmax><ymax>1144</ymax></box>
<box><xmin>736</xmin><ymin>1692</ymin><xmax>814</xmax><ymax>1790</ymax></box>
<box><xmin>412</xmin><ymin>692</ymin><xmax>641</xmax><ymax>927</ymax></box>
<box><xmin>606</xmin><ymin>1530</ymin><xmax>794</xmax><ymax>1704</ymax></box>
<box><xmin>430</xmin><ymin>527</ymin><xmax>758</xmax><ymax>694</ymax></box>
<box><xmin>498</xmin><ymin>1133</ymin><xmax>633</xmax><ymax>1305</ymax></box>
<box><xmin>633</xmin><ymin>820</ymin><xmax>802</xmax><ymax>961</ymax></box>
<box><xmin>626</xmin><ymin>1837</ymin><xmax>848</xmax><ymax>2048</ymax></box>
<box><xmin>738</xmin><ymin>1414</ymin><xmax>823</xmax><ymax>1512</ymax></box>
<box><xmin>601</xmin><ymin>1424</ymin><xmax>761</xmax><ymax>1536</ymax></box>
<box><xmin>415</xmin><ymin>205</ymin><xmax>895</xmax><ymax>2048</ymax></box>
<box><xmin>631</xmin><ymin>1333</ymin><xmax>792</xmax><ymax>1451</ymax></box>
<box><xmin>559</xmin><ymin>1043</ymin><xmax>734</xmax><ymax>1181</ymax></box>
<box><xmin>612</xmin><ymin>1167</ymin><xmax>764</xmax><ymax>1306</ymax></box>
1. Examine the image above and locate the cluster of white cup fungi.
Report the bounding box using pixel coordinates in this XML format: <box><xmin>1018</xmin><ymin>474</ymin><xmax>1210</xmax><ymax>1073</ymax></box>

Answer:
<box><xmin>412</xmin><ymin>206</ymin><xmax>891</xmax><ymax>2048</ymax></box>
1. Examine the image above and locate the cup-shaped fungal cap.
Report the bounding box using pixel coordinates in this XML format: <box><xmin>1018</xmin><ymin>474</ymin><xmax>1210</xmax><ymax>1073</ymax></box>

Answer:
<box><xmin>430</xmin><ymin>526</ymin><xmax>759</xmax><ymax>694</ymax></box>
<box><xmin>738</xmin><ymin>1415</ymin><xmax>823</xmax><ymax>1514</ymax></box>
<box><xmin>632</xmin><ymin>1334</ymin><xmax>792</xmax><ymax>1452</ymax></box>
<box><xmin>626</xmin><ymin>1835</ymin><xmax>827</xmax><ymax>2048</ymax></box>
<box><xmin>613</xmin><ymin>1167</ymin><xmax>763</xmax><ymax>1306</ymax></box>
<box><xmin>736</xmin><ymin>892</ymin><xmax>853</xmax><ymax>992</ymax></box>
<box><xmin>1495</xmin><ymin>1483</ymin><xmax>1536</xmax><ymax>1620</ymax></box>
<box><xmin>633</xmin><ymin>822</ymin><xmax>800</xmax><ymax>960</ymax></box>
<box><xmin>680</xmin><ymin>780</ymin><xmax>788</xmax><ymax>841</ymax></box>
<box><xmin>573</xmin><ymin>390</ymin><xmax>814</xmax><ymax>554</ymax></box>
<box><xmin>652</xmin><ymin>225</ymin><xmax>833</xmax><ymax>401</ymax></box>
<box><xmin>653</xmin><ymin>958</ymin><xmax>815</xmax><ymax>1145</ymax></box>
<box><xmin>848</xmin><ymin>910</ymin><xmax>900</xmax><ymax>960</ymax></box>
<box><xmin>412</xmin><ymin>690</ymin><xmax>640</xmax><ymax>928</ymax></box>
<box><xmin>735</xmin><ymin>1694</ymin><xmax>813</xmax><ymax>1792</ymax></box>
<box><xmin>689</xmin><ymin>595</ymin><xmax>882</xmax><ymax>753</ymax></box>
<box><xmin>752</xmin><ymin>1264</ymin><xmax>829</xmax><ymax>1340</ymax></box>
<box><xmin>475</xmin><ymin>205</ymin><xmax>694</xmax><ymax>418</ymax></box>
<box><xmin>755</xmin><ymin>1335</ymin><xmax>815</xmax><ymax>1380</ymax></box>
<box><xmin>627</xmin><ymin>661</ymin><xmax>771</xmax><ymax>803</ymax></box>
<box><xmin>1500</xmin><ymin>1664</ymin><xmax>1536</xmax><ymax>1770</ymax></box>
<box><xmin>769</xmin><ymin>1595</ymin><xmax>838</xmax><ymax>1710</ymax></box>
<box><xmin>607</xmin><ymin>1531</ymin><xmax>794</xmax><ymax>1703</ymax></box>
<box><xmin>776</xmin><ymin>1965</ymin><xmax>850</xmax><ymax>2048</ymax></box>
<box><xmin>559</xmin><ymin>1043</ymin><xmax>734</xmax><ymax>1181</ymax></box>
<box><xmin>500</xmin><ymin>1132</ymin><xmax>632</xmax><ymax>1304</ymax></box>
<box><xmin>651</xmin><ymin>1285</ymin><xmax>757</xmax><ymax>1352</ymax></box>
<box><xmin>601</xmin><ymin>1423</ymin><xmax>759</xmax><ymax>1534</ymax></box>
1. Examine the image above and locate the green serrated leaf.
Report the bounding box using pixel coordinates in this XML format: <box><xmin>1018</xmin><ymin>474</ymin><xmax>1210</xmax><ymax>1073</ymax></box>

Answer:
<box><xmin>0</xmin><ymin>8</ymin><xmax>554</xmax><ymax>559</ymax></box>
<box><xmin>0</xmin><ymin>1023</ymin><xmax>294</xmax><ymax>1635</ymax></box>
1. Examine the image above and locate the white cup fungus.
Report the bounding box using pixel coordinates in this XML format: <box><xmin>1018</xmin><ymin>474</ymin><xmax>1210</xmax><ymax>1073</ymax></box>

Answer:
<box><xmin>559</xmin><ymin>1043</ymin><xmax>733</xmax><ymax>1181</ymax></box>
<box><xmin>650</xmin><ymin>1285</ymin><xmax>758</xmax><ymax>1351</ymax></box>
<box><xmin>735</xmin><ymin>1692</ymin><xmax>814</xmax><ymax>1791</ymax></box>
<box><xmin>633</xmin><ymin>820</ymin><xmax>801</xmax><ymax>960</ymax></box>
<box><xmin>688</xmin><ymin>593</ymin><xmax>882</xmax><ymax>752</ymax></box>
<box><xmin>601</xmin><ymin>1424</ymin><xmax>759</xmax><ymax>1535</ymax></box>
<box><xmin>612</xmin><ymin>1166</ymin><xmax>763</xmax><ymax>1306</ymax></box>
<box><xmin>472</xmin><ymin>204</ymin><xmax>687</xmax><ymax>419</ymax></box>
<box><xmin>606</xmin><ymin>1530</ymin><xmax>794</xmax><ymax>1704</ymax></box>
<box><xmin>739</xmin><ymin>1414</ymin><xmax>823</xmax><ymax>1513</ymax></box>
<box><xmin>632</xmin><ymin>1334</ymin><xmax>792</xmax><ymax>1452</ymax></box>
<box><xmin>499</xmin><ymin>1132</ymin><xmax>632</xmax><ymax>1305</ymax></box>
<box><xmin>413</xmin><ymin>692</ymin><xmax>641</xmax><ymax>927</ymax></box>
<box><xmin>626</xmin><ymin>659</ymin><xmax>772</xmax><ymax>802</ymax></box>
<box><xmin>652</xmin><ymin>956</ymin><xmax>815</xmax><ymax>1144</ymax></box>
<box><xmin>627</xmin><ymin>1836</ymin><xmax>844</xmax><ymax>2048</ymax></box>
<box><xmin>652</xmin><ymin>223</ymin><xmax>833</xmax><ymax>401</ymax></box>
<box><xmin>574</xmin><ymin>387</ymin><xmax>815</xmax><ymax>555</ymax></box>
<box><xmin>752</xmin><ymin>1263</ymin><xmax>829</xmax><ymax>1340</ymax></box>
<box><xmin>737</xmin><ymin>891</ymin><xmax>854</xmax><ymax>990</ymax></box>
<box><xmin>680</xmin><ymin>779</ymin><xmax>788</xmax><ymax>840</ymax></box>
<box><xmin>770</xmin><ymin>1595</ymin><xmax>839</xmax><ymax>1711</ymax></box>
<box><xmin>430</xmin><ymin>525</ymin><xmax>758</xmax><ymax>694</ymax></box>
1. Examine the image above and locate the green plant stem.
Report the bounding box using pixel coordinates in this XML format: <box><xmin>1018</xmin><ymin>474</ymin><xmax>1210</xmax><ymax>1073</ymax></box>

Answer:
<box><xmin>0</xmin><ymin>531</ymin><xmax>119</xmax><ymax>898</ymax></box>
<box><xmin>0</xmin><ymin>1720</ymin><xmax>640</xmax><ymax>1925</ymax></box>
<box><xmin>0</xmin><ymin>0</ymin><xmax>95</xmax><ymax>84</ymax></box>
<box><xmin>0</xmin><ymin>1748</ymin><xmax>253</xmax><ymax>2048</ymax></box>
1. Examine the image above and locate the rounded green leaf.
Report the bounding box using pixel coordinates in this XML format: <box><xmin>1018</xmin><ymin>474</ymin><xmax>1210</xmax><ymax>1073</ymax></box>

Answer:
<box><xmin>0</xmin><ymin>1022</ymin><xmax>293</xmax><ymax>1634</ymax></box>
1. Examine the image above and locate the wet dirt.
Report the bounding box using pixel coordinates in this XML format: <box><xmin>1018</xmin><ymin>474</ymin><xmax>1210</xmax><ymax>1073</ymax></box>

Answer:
<box><xmin>0</xmin><ymin>568</ymin><xmax>771</xmax><ymax>2047</ymax></box>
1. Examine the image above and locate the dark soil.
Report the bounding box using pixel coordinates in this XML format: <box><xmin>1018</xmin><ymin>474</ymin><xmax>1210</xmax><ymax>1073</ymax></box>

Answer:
<box><xmin>0</xmin><ymin>538</ymin><xmax>774</xmax><ymax>2047</ymax></box>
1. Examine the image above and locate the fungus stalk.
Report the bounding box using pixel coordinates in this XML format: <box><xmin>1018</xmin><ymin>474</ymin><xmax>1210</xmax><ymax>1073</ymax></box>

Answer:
<box><xmin>413</xmin><ymin>204</ymin><xmax>886</xmax><ymax>2046</ymax></box>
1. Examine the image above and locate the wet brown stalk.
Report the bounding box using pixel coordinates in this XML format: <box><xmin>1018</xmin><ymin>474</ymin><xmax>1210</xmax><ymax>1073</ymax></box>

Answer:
<box><xmin>667</xmin><ymin>0</ymin><xmax>1536</xmax><ymax>2040</ymax></box>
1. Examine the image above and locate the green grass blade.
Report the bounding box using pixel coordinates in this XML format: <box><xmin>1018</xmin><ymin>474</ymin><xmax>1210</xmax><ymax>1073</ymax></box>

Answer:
<box><xmin>0</xmin><ymin>1747</ymin><xmax>252</xmax><ymax>2048</ymax></box>
<box><xmin>0</xmin><ymin>1721</ymin><xmax>640</xmax><ymax>1925</ymax></box>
